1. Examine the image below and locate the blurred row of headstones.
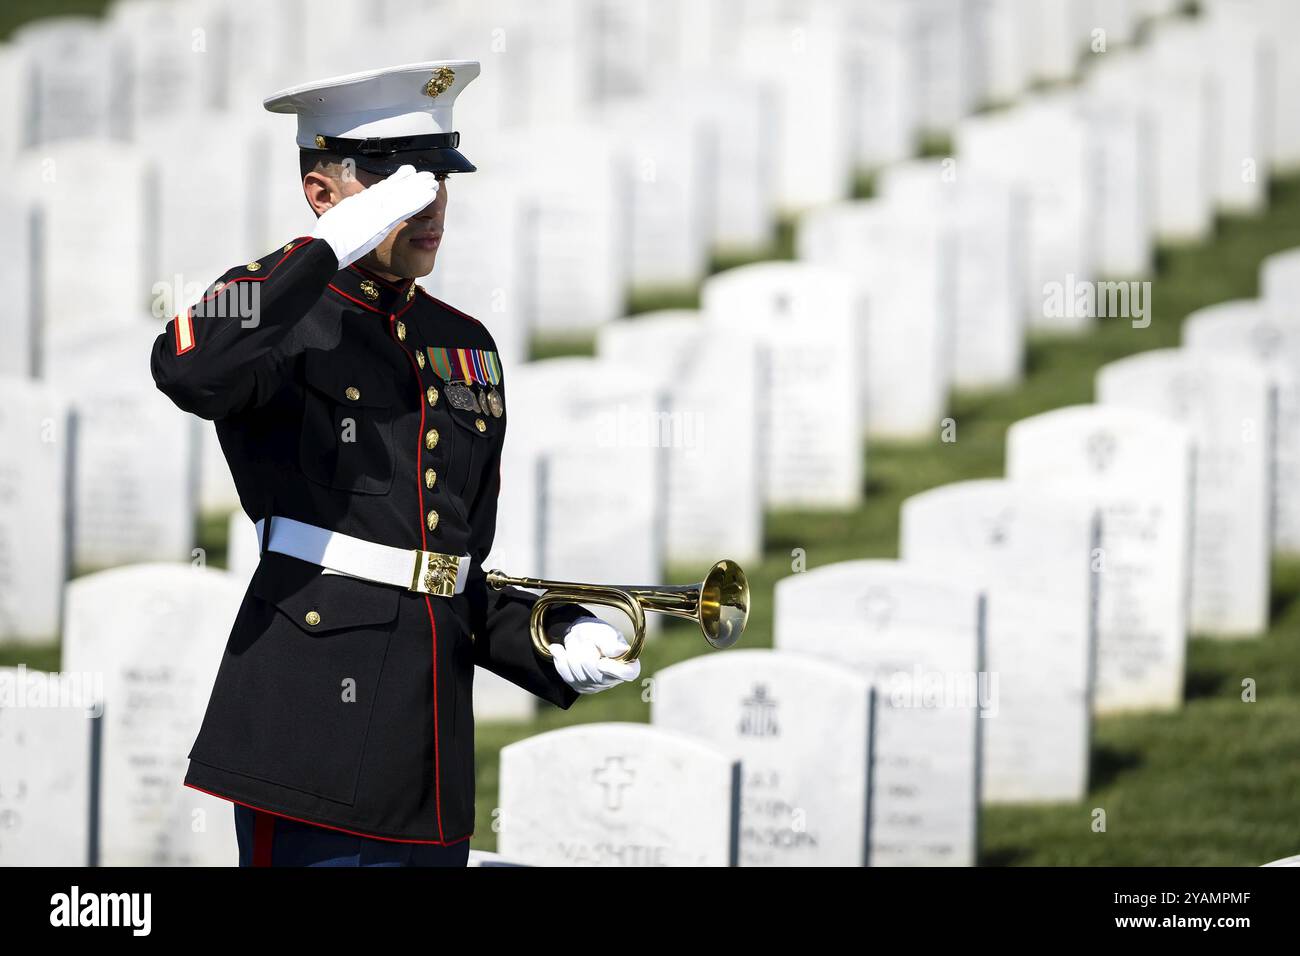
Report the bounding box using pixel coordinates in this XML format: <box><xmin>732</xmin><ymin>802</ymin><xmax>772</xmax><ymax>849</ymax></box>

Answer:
<box><xmin>6</xmin><ymin>0</ymin><xmax>1300</xmax><ymax>865</ymax></box>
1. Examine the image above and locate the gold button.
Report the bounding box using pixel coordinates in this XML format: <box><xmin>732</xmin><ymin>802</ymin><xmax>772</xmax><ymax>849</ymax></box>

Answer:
<box><xmin>211</xmin><ymin>281</ymin><xmax>226</xmax><ymax>294</ymax></box>
<box><xmin>475</xmin><ymin>418</ymin><xmax>486</xmax><ymax>432</ymax></box>
<box><xmin>396</xmin><ymin>321</ymin><xmax>407</xmax><ymax>341</ymax></box>
<box><xmin>246</xmin><ymin>261</ymin><xmax>262</xmax><ymax>272</ymax></box>
<box><xmin>416</xmin><ymin>351</ymin><xmax>426</xmax><ymax>369</ymax></box>
<box><xmin>315</xmin><ymin>134</ymin><xmax>326</xmax><ymax>148</ymax></box>
<box><xmin>345</xmin><ymin>386</ymin><xmax>361</xmax><ymax>401</ymax></box>
<box><xmin>426</xmin><ymin>386</ymin><xmax>438</xmax><ymax>407</ymax></box>
<box><xmin>407</xmin><ymin>284</ymin><xmax>416</xmax><ymax>302</ymax></box>
<box><xmin>425</xmin><ymin>468</ymin><xmax>437</xmax><ymax>489</ymax></box>
<box><xmin>283</xmin><ymin>242</ymin><xmax>294</xmax><ymax>252</ymax></box>
<box><xmin>304</xmin><ymin>610</ymin><xmax>321</xmax><ymax>626</ymax></box>
<box><xmin>426</xmin><ymin>510</ymin><xmax>439</xmax><ymax>531</ymax></box>
<box><xmin>425</xmin><ymin>428</ymin><xmax>439</xmax><ymax>450</ymax></box>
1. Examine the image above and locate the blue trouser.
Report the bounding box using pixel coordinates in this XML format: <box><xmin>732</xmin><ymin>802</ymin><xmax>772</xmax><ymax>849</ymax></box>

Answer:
<box><xmin>234</xmin><ymin>804</ymin><xmax>471</xmax><ymax>867</ymax></box>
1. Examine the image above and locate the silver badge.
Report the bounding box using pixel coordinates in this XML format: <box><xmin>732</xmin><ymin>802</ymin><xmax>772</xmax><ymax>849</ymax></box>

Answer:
<box><xmin>445</xmin><ymin>383</ymin><xmax>478</xmax><ymax>411</ymax></box>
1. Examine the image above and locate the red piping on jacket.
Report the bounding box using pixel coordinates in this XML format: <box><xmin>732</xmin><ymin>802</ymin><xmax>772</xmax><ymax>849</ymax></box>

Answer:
<box><xmin>393</xmin><ymin>309</ymin><xmax>446</xmax><ymax>843</ymax></box>
<box><xmin>174</xmin><ymin>237</ymin><xmax>316</xmax><ymax>355</ymax></box>
<box><xmin>416</xmin><ymin>286</ymin><xmax>485</xmax><ymax>329</ymax></box>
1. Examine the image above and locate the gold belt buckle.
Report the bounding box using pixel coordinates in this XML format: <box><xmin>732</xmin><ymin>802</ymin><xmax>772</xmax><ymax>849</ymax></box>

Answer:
<box><xmin>410</xmin><ymin>550</ymin><xmax>462</xmax><ymax>597</ymax></box>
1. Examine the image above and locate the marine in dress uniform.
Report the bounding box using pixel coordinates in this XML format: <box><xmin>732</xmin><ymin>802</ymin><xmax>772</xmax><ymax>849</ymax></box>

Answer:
<box><xmin>150</xmin><ymin>61</ymin><xmax>638</xmax><ymax>867</ymax></box>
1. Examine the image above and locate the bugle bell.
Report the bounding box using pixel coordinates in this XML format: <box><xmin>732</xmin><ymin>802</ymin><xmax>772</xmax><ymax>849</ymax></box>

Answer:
<box><xmin>484</xmin><ymin>560</ymin><xmax>750</xmax><ymax>663</ymax></box>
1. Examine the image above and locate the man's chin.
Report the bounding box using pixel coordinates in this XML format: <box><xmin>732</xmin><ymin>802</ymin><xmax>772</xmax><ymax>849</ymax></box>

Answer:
<box><xmin>393</xmin><ymin>252</ymin><xmax>438</xmax><ymax>280</ymax></box>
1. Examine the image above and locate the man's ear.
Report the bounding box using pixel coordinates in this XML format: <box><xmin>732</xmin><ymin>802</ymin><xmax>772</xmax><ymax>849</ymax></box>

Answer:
<box><xmin>303</xmin><ymin>171</ymin><xmax>341</xmax><ymax>217</ymax></box>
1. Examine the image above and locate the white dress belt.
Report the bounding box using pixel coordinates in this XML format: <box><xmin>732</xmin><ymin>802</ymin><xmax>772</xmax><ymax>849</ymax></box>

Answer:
<box><xmin>254</xmin><ymin>516</ymin><xmax>472</xmax><ymax>597</ymax></box>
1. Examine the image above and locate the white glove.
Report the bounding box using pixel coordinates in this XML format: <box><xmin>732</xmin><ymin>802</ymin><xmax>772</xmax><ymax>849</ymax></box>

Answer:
<box><xmin>310</xmin><ymin>164</ymin><xmax>441</xmax><ymax>269</ymax></box>
<box><xmin>550</xmin><ymin>616</ymin><xmax>641</xmax><ymax>695</ymax></box>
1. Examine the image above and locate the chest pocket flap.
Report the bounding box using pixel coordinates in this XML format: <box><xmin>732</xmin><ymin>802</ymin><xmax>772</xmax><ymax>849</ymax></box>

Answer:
<box><xmin>299</xmin><ymin>350</ymin><xmax>398</xmax><ymax>494</ymax></box>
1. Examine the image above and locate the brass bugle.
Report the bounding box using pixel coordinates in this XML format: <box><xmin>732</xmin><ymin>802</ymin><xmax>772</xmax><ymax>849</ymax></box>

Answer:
<box><xmin>484</xmin><ymin>560</ymin><xmax>750</xmax><ymax>663</ymax></box>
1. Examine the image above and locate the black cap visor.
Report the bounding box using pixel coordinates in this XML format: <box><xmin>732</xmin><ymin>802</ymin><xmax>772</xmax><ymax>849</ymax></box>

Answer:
<box><xmin>349</xmin><ymin>147</ymin><xmax>476</xmax><ymax>176</ymax></box>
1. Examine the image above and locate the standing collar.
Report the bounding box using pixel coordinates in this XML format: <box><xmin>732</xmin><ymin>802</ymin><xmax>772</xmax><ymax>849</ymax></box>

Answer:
<box><xmin>329</xmin><ymin>262</ymin><xmax>419</xmax><ymax>313</ymax></box>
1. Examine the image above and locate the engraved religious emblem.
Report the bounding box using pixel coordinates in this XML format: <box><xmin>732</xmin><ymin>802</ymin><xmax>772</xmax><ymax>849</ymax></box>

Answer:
<box><xmin>592</xmin><ymin>755</ymin><xmax>635</xmax><ymax>812</ymax></box>
<box><xmin>856</xmin><ymin>587</ymin><xmax>896</xmax><ymax>630</ymax></box>
<box><xmin>1084</xmin><ymin>429</ymin><xmax>1117</xmax><ymax>473</ymax></box>
<box><xmin>1249</xmin><ymin>321</ymin><xmax>1283</xmax><ymax>361</ymax></box>
<box><xmin>982</xmin><ymin>507</ymin><xmax>1015</xmax><ymax>547</ymax></box>
<box><xmin>1167</xmin><ymin>372</ymin><xmax>1197</xmax><ymax>421</ymax></box>
<box><xmin>739</xmin><ymin>684</ymin><xmax>779</xmax><ymax>738</ymax></box>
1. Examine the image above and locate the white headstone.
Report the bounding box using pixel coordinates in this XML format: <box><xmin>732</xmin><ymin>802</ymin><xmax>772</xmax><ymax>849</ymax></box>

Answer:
<box><xmin>473</xmin><ymin>126</ymin><xmax>630</xmax><ymax>333</ymax></box>
<box><xmin>1149</xmin><ymin>17</ymin><xmax>1270</xmax><ymax>215</ymax></box>
<box><xmin>1203</xmin><ymin>0</ymin><xmax>1300</xmax><ymax>170</ymax></box>
<box><xmin>1183</xmin><ymin>299</ymin><xmax>1300</xmax><ymax>556</ymax></box>
<box><xmin>498</xmin><ymin>723</ymin><xmax>739</xmax><ymax>866</ymax></box>
<box><xmin>955</xmin><ymin>99</ymin><xmax>1100</xmax><ymax>331</ymax></box>
<box><xmin>17</xmin><ymin>142</ymin><xmax>156</xmax><ymax>328</ymax></box>
<box><xmin>702</xmin><ymin>262</ymin><xmax>864</xmax><ymax>506</ymax></box>
<box><xmin>225</xmin><ymin>511</ymin><xmax>261</xmax><ymax>582</ymax></box>
<box><xmin>1260</xmin><ymin>248</ymin><xmax>1300</xmax><ymax>323</ymax></box>
<box><xmin>416</xmin><ymin>174</ymin><xmax>530</xmax><ymax>369</ymax></box>
<box><xmin>12</xmin><ymin>18</ymin><xmax>127</xmax><ymax>146</ymax></box>
<box><xmin>878</xmin><ymin>160</ymin><xmax>1026</xmax><ymax>390</ymax></box>
<box><xmin>796</xmin><ymin>200</ymin><xmax>953</xmax><ymax>437</ymax></box>
<box><xmin>732</xmin><ymin>22</ymin><xmax>856</xmax><ymax>211</ymax></box>
<box><xmin>774</xmin><ymin>560</ymin><xmax>982</xmax><ymax>866</ymax></box>
<box><xmin>1078</xmin><ymin>96</ymin><xmax>1154</xmax><ymax>277</ymax></box>
<box><xmin>0</xmin><ymin>667</ymin><xmax>94</xmax><ymax>865</ymax></box>
<box><xmin>62</xmin><ymin>563</ymin><xmax>244</xmax><ymax>866</ymax></box>
<box><xmin>503</xmin><ymin>359</ymin><xmax>664</xmax><ymax>602</ymax></box>
<box><xmin>1007</xmin><ymin>404</ymin><xmax>1194</xmax><ymax>713</ymax></box>
<box><xmin>136</xmin><ymin>113</ymin><xmax>265</xmax><ymax>300</ymax></box>
<box><xmin>0</xmin><ymin>194</ymin><xmax>39</xmax><ymax>377</ymax></box>
<box><xmin>653</xmin><ymin>650</ymin><xmax>874</xmax><ymax>866</ymax></box>
<box><xmin>1026</xmin><ymin>0</ymin><xmax>1085</xmax><ymax>83</ymax></box>
<box><xmin>598</xmin><ymin>101</ymin><xmax>712</xmax><ymax>289</ymax></box>
<box><xmin>1085</xmin><ymin>47</ymin><xmax>1214</xmax><ymax>243</ymax></box>
<box><xmin>841</xmin><ymin>0</ymin><xmax>922</xmax><ymax>168</ymax></box>
<box><xmin>900</xmin><ymin>479</ymin><xmax>1095</xmax><ymax>803</ymax></box>
<box><xmin>198</xmin><ymin>423</ymin><xmax>241</xmax><ymax>516</ymax></box>
<box><xmin>0</xmin><ymin>378</ymin><xmax>69</xmax><ymax>644</ymax></box>
<box><xmin>45</xmin><ymin>323</ymin><xmax>198</xmax><ymax>570</ymax></box>
<box><xmin>596</xmin><ymin>311</ymin><xmax>763</xmax><ymax>565</ymax></box>
<box><xmin>1097</xmin><ymin>349</ymin><xmax>1273</xmax><ymax>637</ymax></box>
<box><xmin>914</xmin><ymin>0</ymin><xmax>980</xmax><ymax>133</ymax></box>
<box><xmin>109</xmin><ymin>0</ymin><xmax>223</xmax><ymax>133</ymax></box>
<box><xmin>674</xmin><ymin>74</ymin><xmax>776</xmax><ymax>251</ymax></box>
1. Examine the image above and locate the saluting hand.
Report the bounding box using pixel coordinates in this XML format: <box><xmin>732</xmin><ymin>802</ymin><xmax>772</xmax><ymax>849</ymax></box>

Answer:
<box><xmin>310</xmin><ymin>164</ymin><xmax>441</xmax><ymax>269</ymax></box>
<box><xmin>550</xmin><ymin>617</ymin><xmax>641</xmax><ymax>695</ymax></box>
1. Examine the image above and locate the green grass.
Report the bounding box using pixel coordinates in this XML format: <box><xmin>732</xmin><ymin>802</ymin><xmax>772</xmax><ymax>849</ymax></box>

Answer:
<box><xmin>0</xmin><ymin>1</ymin><xmax>111</xmax><ymax>40</ymax></box>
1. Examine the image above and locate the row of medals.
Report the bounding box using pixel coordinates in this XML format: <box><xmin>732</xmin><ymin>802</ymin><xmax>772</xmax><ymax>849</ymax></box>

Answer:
<box><xmin>443</xmin><ymin>380</ymin><xmax>503</xmax><ymax>418</ymax></box>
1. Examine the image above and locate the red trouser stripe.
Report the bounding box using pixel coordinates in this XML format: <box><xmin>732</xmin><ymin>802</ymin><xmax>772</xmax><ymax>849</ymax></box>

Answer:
<box><xmin>252</xmin><ymin>810</ymin><xmax>275</xmax><ymax>867</ymax></box>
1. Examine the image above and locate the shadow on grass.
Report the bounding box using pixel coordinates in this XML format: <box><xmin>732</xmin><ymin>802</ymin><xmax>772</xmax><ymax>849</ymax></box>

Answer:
<box><xmin>1088</xmin><ymin>742</ymin><xmax>1144</xmax><ymax>790</ymax></box>
<box><xmin>979</xmin><ymin>844</ymin><xmax>1033</xmax><ymax>867</ymax></box>
<box><xmin>1183</xmin><ymin>666</ymin><xmax>1229</xmax><ymax>702</ymax></box>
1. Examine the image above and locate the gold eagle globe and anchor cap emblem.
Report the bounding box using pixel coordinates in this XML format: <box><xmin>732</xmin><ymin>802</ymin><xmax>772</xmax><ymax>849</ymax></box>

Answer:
<box><xmin>424</xmin><ymin>67</ymin><xmax>456</xmax><ymax>98</ymax></box>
